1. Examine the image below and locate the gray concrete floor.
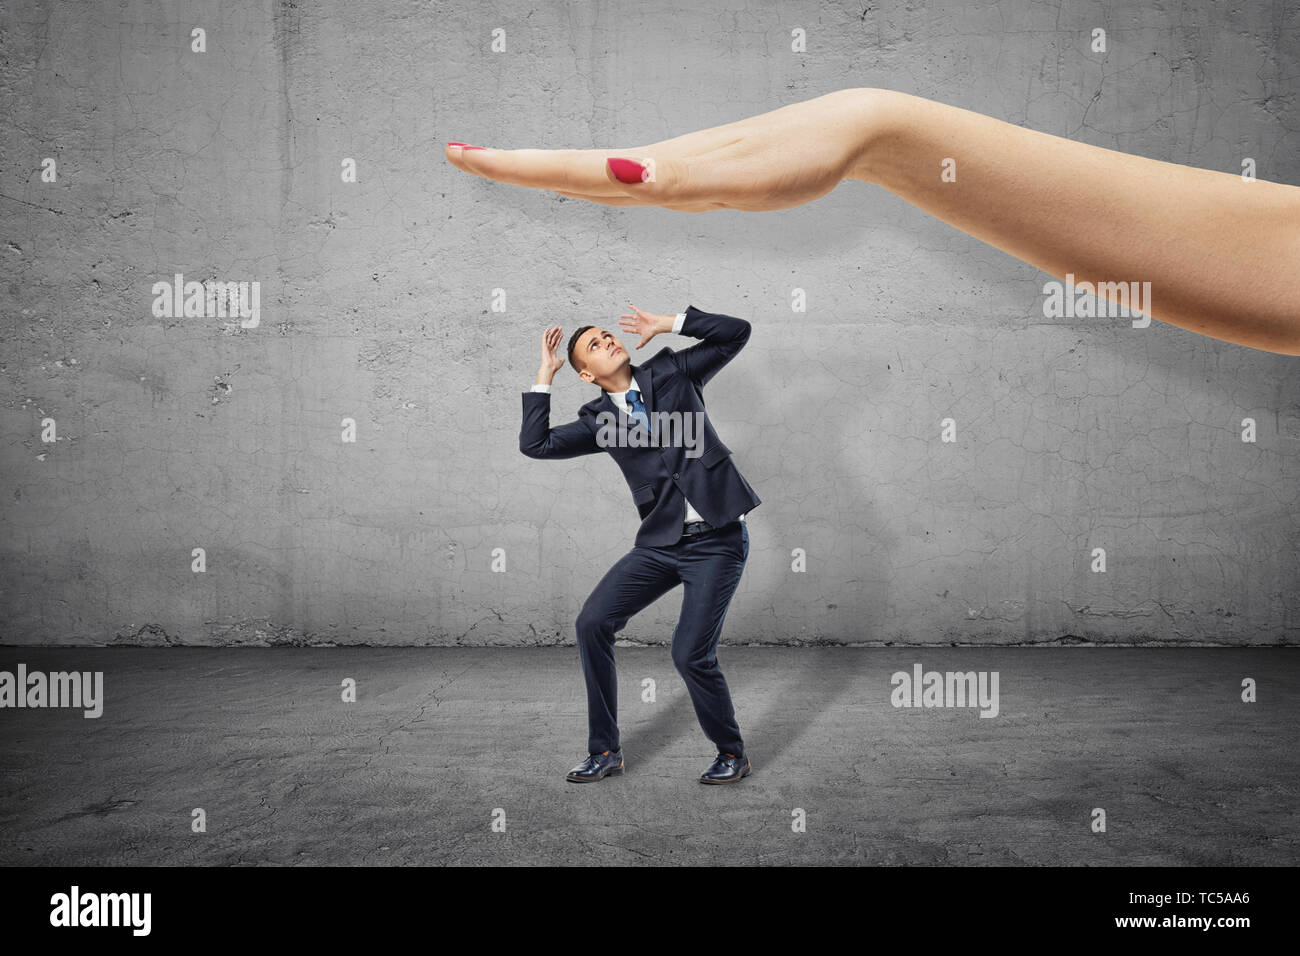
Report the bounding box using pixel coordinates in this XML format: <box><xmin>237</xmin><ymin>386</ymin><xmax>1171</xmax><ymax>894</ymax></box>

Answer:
<box><xmin>0</xmin><ymin>648</ymin><xmax>1295</xmax><ymax>865</ymax></box>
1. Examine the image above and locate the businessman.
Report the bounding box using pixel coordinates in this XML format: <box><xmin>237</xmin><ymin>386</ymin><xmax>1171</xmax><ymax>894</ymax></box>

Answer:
<box><xmin>520</xmin><ymin>303</ymin><xmax>762</xmax><ymax>784</ymax></box>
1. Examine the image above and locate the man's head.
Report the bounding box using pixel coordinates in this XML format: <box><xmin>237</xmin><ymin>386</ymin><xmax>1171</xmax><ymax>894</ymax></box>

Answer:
<box><xmin>567</xmin><ymin>325</ymin><xmax>629</xmax><ymax>384</ymax></box>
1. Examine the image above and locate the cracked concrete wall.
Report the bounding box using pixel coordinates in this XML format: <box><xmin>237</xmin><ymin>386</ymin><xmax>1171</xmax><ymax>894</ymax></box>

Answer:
<box><xmin>1</xmin><ymin>0</ymin><xmax>1297</xmax><ymax>647</ymax></box>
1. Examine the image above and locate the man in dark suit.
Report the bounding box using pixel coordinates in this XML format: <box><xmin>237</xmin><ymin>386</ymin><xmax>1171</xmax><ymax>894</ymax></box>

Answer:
<box><xmin>520</xmin><ymin>303</ymin><xmax>762</xmax><ymax>784</ymax></box>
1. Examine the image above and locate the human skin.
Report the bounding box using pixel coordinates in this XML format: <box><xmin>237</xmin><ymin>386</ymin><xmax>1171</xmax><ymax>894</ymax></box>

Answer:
<box><xmin>535</xmin><ymin>306</ymin><xmax>674</xmax><ymax>389</ymax></box>
<box><xmin>447</xmin><ymin>88</ymin><xmax>1300</xmax><ymax>356</ymax></box>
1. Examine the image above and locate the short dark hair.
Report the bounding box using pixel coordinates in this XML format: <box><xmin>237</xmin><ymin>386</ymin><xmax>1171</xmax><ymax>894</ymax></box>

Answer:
<box><xmin>567</xmin><ymin>324</ymin><xmax>595</xmax><ymax>373</ymax></box>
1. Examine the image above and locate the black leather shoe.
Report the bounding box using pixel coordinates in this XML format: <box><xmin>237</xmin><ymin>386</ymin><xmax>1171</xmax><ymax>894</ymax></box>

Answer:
<box><xmin>699</xmin><ymin>751</ymin><xmax>751</xmax><ymax>784</ymax></box>
<box><xmin>565</xmin><ymin>748</ymin><xmax>625</xmax><ymax>783</ymax></box>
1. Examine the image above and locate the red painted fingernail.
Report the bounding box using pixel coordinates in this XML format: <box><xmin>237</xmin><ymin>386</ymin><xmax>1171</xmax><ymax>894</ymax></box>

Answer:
<box><xmin>607</xmin><ymin>158</ymin><xmax>647</xmax><ymax>183</ymax></box>
<box><xmin>447</xmin><ymin>142</ymin><xmax>487</xmax><ymax>150</ymax></box>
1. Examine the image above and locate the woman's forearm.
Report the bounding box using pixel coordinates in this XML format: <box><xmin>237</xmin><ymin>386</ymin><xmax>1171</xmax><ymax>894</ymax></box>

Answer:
<box><xmin>851</xmin><ymin>89</ymin><xmax>1300</xmax><ymax>355</ymax></box>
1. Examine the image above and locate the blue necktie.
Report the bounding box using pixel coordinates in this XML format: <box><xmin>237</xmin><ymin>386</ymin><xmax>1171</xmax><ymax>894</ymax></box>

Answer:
<box><xmin>625</xmin><ymin>388</ymin><xmax>650</xmax><ymax>431</ymax></box>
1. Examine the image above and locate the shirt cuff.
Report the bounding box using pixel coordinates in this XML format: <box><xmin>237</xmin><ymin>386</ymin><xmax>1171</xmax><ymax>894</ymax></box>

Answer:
<box><xmin>530</xmin><ymin>384</ymin><xmax>551</xmax><ymax>393</ymax></box>
<box><xmin>673</xmin><ymin>312</ymin><xmax>686</xmax><ymax>333</ymax></box>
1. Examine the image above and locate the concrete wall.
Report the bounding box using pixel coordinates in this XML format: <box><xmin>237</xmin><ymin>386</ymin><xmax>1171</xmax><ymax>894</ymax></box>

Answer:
<box><xmin>2</xmin><ymin>0</ymin><xmax>1297</xmax><ymax>647</ymax></box>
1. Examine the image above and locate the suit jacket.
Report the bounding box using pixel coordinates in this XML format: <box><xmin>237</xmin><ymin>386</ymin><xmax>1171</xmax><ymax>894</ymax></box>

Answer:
<box><xmin>520</xmin><ymin>305</ymin><xmax>763</xmax><ymax>547</ymax></box>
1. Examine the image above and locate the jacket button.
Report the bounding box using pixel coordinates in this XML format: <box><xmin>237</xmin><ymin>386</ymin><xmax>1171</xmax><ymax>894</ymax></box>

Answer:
<box><xmin>672</xmin><ymin>473</ymin><xmax>679</xmax><ymax>480</ymax></box>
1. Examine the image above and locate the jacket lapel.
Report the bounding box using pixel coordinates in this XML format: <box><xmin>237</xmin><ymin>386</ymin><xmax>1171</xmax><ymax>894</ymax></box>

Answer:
<box><xmin>631</xmin><ymin>363</ymin><xmax>655</xmax><ymax>413</ymax></box>
<box><xmin>597</xmin><ymin>389</ymin><xmax>622</xmax><ymax>422</ymax></box>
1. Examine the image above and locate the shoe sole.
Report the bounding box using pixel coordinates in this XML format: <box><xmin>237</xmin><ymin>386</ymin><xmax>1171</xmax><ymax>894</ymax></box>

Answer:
<box><xmin>699</xmin><ymin>762</ymin><xmax>752</xmax><ymax>784</ymax></box>
<box><xmin>566</xmin><ymin>761</ymin><xmax>625</xmax><ymax>783</ymax></box>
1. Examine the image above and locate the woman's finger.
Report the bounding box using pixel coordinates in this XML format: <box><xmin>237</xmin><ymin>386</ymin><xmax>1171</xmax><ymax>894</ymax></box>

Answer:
<box><xmin>553</xmin><ymin>190</ymin><xmax>647</xmax><ymax>206</ymax></box>
<box><xmin>557</xmin><ymin>187</ymin><xmax>729</xmax><ymax>213</ymax></box>
<box><xmin>445</xmin><ymin>144</ymin><xmax>756</xmax><ymax>209</ymax></box>
<box><xmin>447</xmin><ymin>145</ymin><xmax>638</xmax><ymax>195</ymax></box>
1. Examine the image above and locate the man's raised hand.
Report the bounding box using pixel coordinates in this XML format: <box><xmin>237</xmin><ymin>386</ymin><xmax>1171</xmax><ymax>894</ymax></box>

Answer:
<box><xmin>537</xmin><ymin>324</ymin><xmax>565</xmax><ymax>385</ymax></box>
<box><xmin>619</xmin><ymin>305</ymin><xmax>671</xmax><ymax>349</ymax></box>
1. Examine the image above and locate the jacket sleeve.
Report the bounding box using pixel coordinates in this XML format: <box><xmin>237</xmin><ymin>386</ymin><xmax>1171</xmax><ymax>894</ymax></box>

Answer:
<box><xmin>670</xmin><ymin>304</ymin><xmax>752</xmax><ymax>387</ymax></box>
<box><xmin>519</xmin><ymin>390</ymin><xmax>601</xmax><ymax>459</ymax></box>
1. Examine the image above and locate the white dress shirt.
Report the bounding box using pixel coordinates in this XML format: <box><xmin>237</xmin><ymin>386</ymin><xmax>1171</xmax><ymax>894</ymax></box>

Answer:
<box><xmin>530</xmin><ymin>312</ymin><xmax>745</xmax><ymax>528</ymax></box>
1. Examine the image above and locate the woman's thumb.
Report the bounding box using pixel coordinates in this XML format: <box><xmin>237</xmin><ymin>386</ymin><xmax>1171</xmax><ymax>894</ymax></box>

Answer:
<box><xmin>605</xmin><ymin>154</ymin><xmax>733</xmax><ymax>208</ymax></box>
<box><xmin>605</xmin><ymin>156</ymin><xmax>684</xmax><ymax>197</ymax></box>
<box><xmin>607</xmin><ymin>157</ymin><xmax>651</xmax><ymax>184</ymax></box>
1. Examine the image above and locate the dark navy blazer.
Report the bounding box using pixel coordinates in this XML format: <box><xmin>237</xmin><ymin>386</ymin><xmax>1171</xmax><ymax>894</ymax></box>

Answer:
<box><xmin>519</xmin><ymin>305</ymin><xmax>763</xmax><ymax>547</ymax></box>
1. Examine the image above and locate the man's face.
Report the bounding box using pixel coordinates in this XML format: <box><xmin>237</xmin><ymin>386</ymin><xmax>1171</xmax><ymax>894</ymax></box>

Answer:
<box><xmin>574</xmin><ymin>327</ymin><xmax>629</xmax><ymax>382</ymax></box>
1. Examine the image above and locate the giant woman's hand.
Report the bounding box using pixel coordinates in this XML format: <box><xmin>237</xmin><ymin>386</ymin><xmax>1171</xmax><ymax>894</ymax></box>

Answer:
<box><xmin>447</xmin><ymin>88</ymin><xmax>1300</xmax><ymax>356</ymax></box>
<box><xmin>448</xmin><ymin>89</ymin><xmax>870</xmax><ymax>213</ymax></box>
